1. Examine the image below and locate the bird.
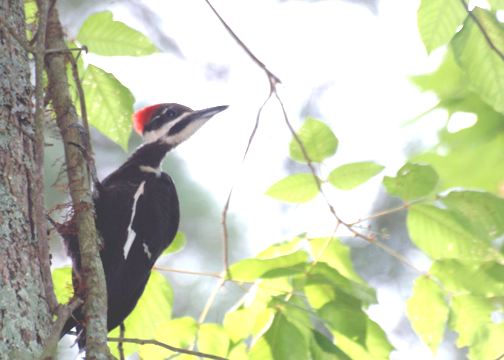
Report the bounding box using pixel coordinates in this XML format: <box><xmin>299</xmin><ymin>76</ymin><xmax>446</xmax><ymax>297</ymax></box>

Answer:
<box><xmin>59</xmin><ymin>103</ymin><xmax>228</xmax><ymax>343</ymax></box>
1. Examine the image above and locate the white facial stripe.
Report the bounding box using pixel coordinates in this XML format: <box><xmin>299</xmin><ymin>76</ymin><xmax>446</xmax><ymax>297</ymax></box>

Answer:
<box><xmin>123</xmin><ymin>181</ymin><xmax>145</xmax><ymax>260</ymax></box>
<box><xmin>143</xmin><ymin>243</ymin><xmax>152</xmax><ymax>259</ymax></box>
<box><xmin>161</xmin><ymin>117</ymin><xmax>209</xmax><ymax>146</ymax></box>
<box><xmin>139</xmin><ymin>165</ymin><xmax>161</xmax><ymax>177</ymax></box>
<box><xmin>142</xmin><ymin>112</ymin><xmax>191</xmax><ymax>144</ymax></box>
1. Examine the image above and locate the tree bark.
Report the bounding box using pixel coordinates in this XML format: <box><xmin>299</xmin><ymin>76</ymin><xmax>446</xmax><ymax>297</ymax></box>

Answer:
<box><xmin>0</xmin><ymin>0</ymin><xmax>52</xmax><ymax>356</ymax></box>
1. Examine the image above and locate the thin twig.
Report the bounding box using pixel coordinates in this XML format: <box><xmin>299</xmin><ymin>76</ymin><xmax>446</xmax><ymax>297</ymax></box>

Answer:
<box><xmin>39</xmin><ymin>298</ymin><xmax>83</xmax><ymax>360</ymax></box>
<box><xmin>154</xmin><ymin>266</ymin><xmax>222</xmax><ymax>279</ymax></box>
<box><xmin>118</xmin><ymin>323</ymin><xmax>125</xmax><ymax>360</ymax></box>
<box><xmin>33</xmin><ymin>0</ymin><xmax>59</xmax><ymax>314</ymax></box>
<box><xmin>67</xmin><ymin>47</ymin><xmax>100</xmax><ymax>186</ymax></box>
<box><xmin>198</xmin><ymin>276</ymin><xmax>227</xmax><ymax>324</ymax></box>
<box><xmin>107</xmin><ymin>337</ymin><xmax>227</xmax><ymax>360</ymax></box>
<box><xmin>203</xmin><ymin>0</ymin><xmax>280</xmax><ymax>84</ymax></box>
<box><xmin>459</xmin><ymin>0</ymin><xmax>504</xmax><ymax>61</ymax></box>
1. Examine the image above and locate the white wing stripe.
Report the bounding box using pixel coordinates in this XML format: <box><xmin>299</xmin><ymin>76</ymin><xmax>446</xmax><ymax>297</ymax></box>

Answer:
<box><xmin>123</xmin><ymin>181</ymin><xmax>145</xmax><ymax>259</ymax></box>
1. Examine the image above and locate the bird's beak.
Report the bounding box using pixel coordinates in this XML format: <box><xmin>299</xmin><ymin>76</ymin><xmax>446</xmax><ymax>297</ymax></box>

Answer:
<box><xmin>185</xmin><ymin>105</ymin><xmax>229</xmax><ymax>122</ymax></box>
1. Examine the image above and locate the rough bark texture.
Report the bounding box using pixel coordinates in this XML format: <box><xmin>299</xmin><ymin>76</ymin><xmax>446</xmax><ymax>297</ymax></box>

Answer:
<box><xmin>0</xmin><ymin>0</ymin><xmax>52</xmax><ymax>356</ymax></box>
<box><xmin>44</xmin><ymin>5</ymin><xmax>112</xmax><ymax>359</ymax></box>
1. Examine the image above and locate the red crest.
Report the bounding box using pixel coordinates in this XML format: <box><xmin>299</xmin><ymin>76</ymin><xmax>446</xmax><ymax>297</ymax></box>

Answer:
<box><xmin>133</xmin><ymin>104</ymin><xmax>162</xmax><ymax>134</ymax></box>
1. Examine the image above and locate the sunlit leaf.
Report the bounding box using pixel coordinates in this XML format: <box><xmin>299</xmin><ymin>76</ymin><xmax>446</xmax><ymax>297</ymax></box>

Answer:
<box><xmin>452</xmin><ymin>8</ymin><xmax>504</xmax><ymax>115</ymax></box>
<box><xmin>308</xmin><ymin>263</ymin><xmax>376</xmax><ymax>305</ymax></box>
<box><xmin>52</xmin><ymin>266</ymin><xmax>73</xmax><ymax>304</ymax></box>
<box><xmin>109</xmin><ymin>271</ymin><xmax>173</xmax><ymax>357</ymax></box>
<box><xmin>228</xmin><ymin>250</ymin><xmax>308</xmax><ymax>282</ymax></box>
<box><xmin>250</xmin><ymin>312</ymin><xmax>309</xmax><ymax>360</ymax></box>
<box><xmin>82</xmin><ymin>65</ymin><xmax>134</xmax><ymax>150</ymax></box>
<box><xmin>326</xmin><ymin>318</ymin><xmax>393</xmax><ymax>360</ymax></box>
<box><xmin>383</xmin><ymin>163</ymin><xmax>438</xmax><ymax>201</ymax></box>
<box><xmin>77</xmin><ymin>11</ymin><xmax>157</xmax><ymax>56</ymax></box>
<box><xmin>407</xmin><ymin>276</ymin><xmax>448</xmax><ymax>352</ymax></box>
<box><xmin>441</xmin><ymin>191</ymin><xmax>504</xmax><ymax>241</ymax></box>
<box><xmin>407</xmin><ymin>204</ymin><xmax>500</xmax><ymax>261</ymax></box>
<box><xmin>163</xmin><ymin>231</ymin><xmax>186</xmax><ymax>255</ymax></box>
<box><xmin>289</xmin><ymin>118</ymin><xmax>338</xmax><ymax>163</ymax></box>
<box><xmin>431</xmin><ymin>259</ymin><xmax>504</xmax><ymax>297</ymax></box>
<box><xmin>139</xmin><ymin>316</ymin><xmax>197</xmax><ymax>360</ymax></box>
<box><xmin>449</xmin><ymin>294</ymin><xmax>498</xmax><ymax>347</ymax></box>
<box><xmin>309</xmin><ymin>237</ymin><xmax>364</xmax><ymax>283</ymax></box>
<box><xmin>198</xmin><ymin>323</ymin><xmax>230</xmax><ymax>358</ymax></box>
<box><xmin>328</xmin><ymin>162</ymin><xmax>384</xmax><ymax>190</ymax></box>
<box><xmin>258</xmin><ymin>236</ymin><xmax>304</xmax><ymax>258</ymax></box>
<box><xmin>468</xmin><ymin>323</ymin><xmax>504</xmax><ymax>360</ymax></box>
<box><xmin>417</xmin><ymin>0</ymin><xmax>466</xmax><ymax>53</ymax></box>
<box><xmin>411</xmin><ymin>49</ymin><xmax>469</xmax><ymax>101</ymax></box>
<box><xmin>266</xmin><ymin>173</ymin><xmax>319</xmax><ymax>203</ymax></box>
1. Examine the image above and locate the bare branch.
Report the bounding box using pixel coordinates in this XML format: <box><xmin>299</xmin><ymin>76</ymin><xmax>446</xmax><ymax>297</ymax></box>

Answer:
<box><xmin>33</xmin><ymin>0</ymin><xmax>59</xmax><ymax>314</ymax></box>
<box><xmin>107</xmin><ymin>336</ymin><xmax>228</xmax><ymax>360</ymax></box>
<box><xmin>43</xmin><ymin>4</ymin><xmax>111</xmax><ymax>357</ymax></box>
<box><xmin>39</xmin><ymin>298</ymin><xmax>83</xmax><ymax>360</ymax></box>
<box><xmin>118</xmin><ymin>323</ymin><xmax>125</xmax><ymax>360</ymax></box>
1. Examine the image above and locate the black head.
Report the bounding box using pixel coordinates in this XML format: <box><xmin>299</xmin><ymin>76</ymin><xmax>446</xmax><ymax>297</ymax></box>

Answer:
<box><xmin>133</xmin><ymin>103</ymin><xmax>228</xmax><ymax>146</ymax></box>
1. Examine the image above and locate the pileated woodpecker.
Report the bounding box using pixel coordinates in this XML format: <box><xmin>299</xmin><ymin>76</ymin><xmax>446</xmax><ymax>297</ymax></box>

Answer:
<box><xmin>60</xmin><ymin>103</ymin><xmax>228</xmax><ymax>341</ymax></box>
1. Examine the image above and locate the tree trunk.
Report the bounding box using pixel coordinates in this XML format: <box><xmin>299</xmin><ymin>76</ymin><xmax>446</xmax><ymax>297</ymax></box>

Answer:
<box><xmin>0</xmin><ymin>0</ymin><xmax>51</xmax><ymax>356</ymax></box>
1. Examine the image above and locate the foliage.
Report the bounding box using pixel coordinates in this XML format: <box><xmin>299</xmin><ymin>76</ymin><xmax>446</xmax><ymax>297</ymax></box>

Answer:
<box><xmin>46</xmin><ymin>2</ymin><xmax>504</xmax><ymax>360</ymax></box>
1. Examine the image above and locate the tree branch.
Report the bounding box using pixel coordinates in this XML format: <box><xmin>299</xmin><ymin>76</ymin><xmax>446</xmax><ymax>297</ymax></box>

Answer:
<box><xmin>107</xmin><ymin>337</ymin><xmax>228</xmax><ymax>360</ymax></box>
<box><xmin>43</xmin><ymin>5</ymin><xmax>111</xmax><ymax>358</ymax></box>
<box><xmin>39</xmin><ymin>298</ymin><xmax>83</xmax><ymax>360</ymax></box>
<box><xmin>33</xmin><ymin>0</ymin><xmax>59</xmax><ymax>315</ymax></box>
<box><xmin>459</xmin><ymin>0</ymin><xmax>504</xmax><ymax>61</ymax></box>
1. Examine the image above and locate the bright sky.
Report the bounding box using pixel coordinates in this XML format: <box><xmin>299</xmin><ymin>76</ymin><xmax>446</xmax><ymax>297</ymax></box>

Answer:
<box><xmin>59</xmin><ymin>0</ymin><xmax>459</xmax><ymax>358</ymax></box>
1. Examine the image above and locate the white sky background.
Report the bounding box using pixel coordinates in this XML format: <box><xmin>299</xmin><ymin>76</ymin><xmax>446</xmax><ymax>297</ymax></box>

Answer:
<box><xmin>58</xmin><ymin>0</ymin><xmax>460</xmax><ymax>359</ymax></box>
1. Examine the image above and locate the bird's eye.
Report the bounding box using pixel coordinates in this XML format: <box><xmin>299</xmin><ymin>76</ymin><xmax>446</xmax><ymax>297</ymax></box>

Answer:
<box><xmin>165</xmin><ymin>110</ymin><xmax>176</xmax><ymax>118</ymax></box>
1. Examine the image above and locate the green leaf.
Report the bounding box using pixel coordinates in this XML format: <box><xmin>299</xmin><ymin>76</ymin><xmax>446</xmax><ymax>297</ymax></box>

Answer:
<box><xmin>328</xmin><ymin>162</ymin><xmax>384</xmax><ymax>190</ymax></box>
<box><xmin>410</xmin><ymin>49</ymin><xmax>469</xmax><ymax>101</ymax></box>
<box><xmin>442</xmin><ymin>191</ymin><xmax>504</xmax><ymax>241</ymax></box>
<box><xmin>417</xmin><ymin>0</ymin><xmax>467</xmax><ymax>53</ymax></box>
<box><xmin>310</xmin><ymin>330</ymin><xmax>351</xmax><ymax>360</ymax></box>
<box><xmin>258</xmin><ymin>236</ymin><xmax>304</xmax><ymax>258</ymax></box>
<box><xmin>77</xmin><ymin>11</ymin><xmax>157</xmax><ymax>56</ymax></box>
<box><xmin>414</xmin><ymin>133</ymin><xmax>504</xmax><ymax>193</ymax></box>
<box><xmin>139</xmin><ymin>316</ymin><xmax>197</xmax><ymax>360</ymax></box>
<box><xmin>431</xmin><ymin>259</ymin><xmax>504</xmax><ymax>297</ymax></box>
<box><xmin>452</xmin><ymin>8</ymin><xmax>504</xmax><ymax>115</ymax></box>
<box><xmin>489</xmin><ymin>0</ymin><xmax>504</xmax><ymax>9</ymax></box>
<box><xmin>407</xmin><ymin>276</ymin><xmax>448</xmax><ymax>352</ymax></box>
<box><xmin>228</xmin><ymin>250</ymin><xmax>309</xmax><ymax>282</ymax></box>
<box><xmin>309</xmin><ymin>237</ymin><xmax>364</xmax><ymax>283</ymax></box>
<box><xmin>163</xmin><ymin>231</ymin><xmax>186</xmax><ymax>255</ymax></box>
<box><xmin>326</xmin><ymin>318</ymin><xmax>393</xmax><ymax>360</ymax></box>
<box><xmin>82</xmin><ymin>65</ymin><xmax>134</xmax><ymax>150</ymax></box>
<box><xmin>449</xmin><ymin>294</ymin><xmax>498</xmax><ymax>347</ymax></box>
<box><xmin>383</xmin><ymin>163</ymin><xmax>438</xmax><ymax>201</ymax></box>
<box><xmin>407</xmin><ymin>204</ymin><xmax>500</xmax><ymax>261</ymax></box>
<box><xmin>307</xmin><ymin>263</ymin><xmax>376</xmax><ymax>306</ymax></box>
<box><xmin>109</xmin><ymin>271</ymin><xmax>173</xmax><ymax>357</ymax></box>
<box><xmin>289</xmin><ymin>118</ymin><xmax>338</xmax><ymax>163</ymax></box>
<box><xmin>266</xmin><ymin>173</ymin><xmax>319</xmax><ymax>203</ymax></box>
<box><xmin>319</xmin><ymin>301</ymin><xmax>367</xmax><ymax>346</ymax></box>
<box><xmin>468</xmin><ymin>323</ymin><xmax>504</xmax><ymax>360</ymax></box>
<box><xmin>198</xmin><ymin>323</ymin><xmax>230</xmax><ymax>358</ymax></box>
<box><xmin>51</xmin><ymin>267</ymin><xmax>73</xmax><ymax>304</ymax></box>
<box><xmin>250</xmin><ymin>312</ymin><xmax>309</xmax><ymax>360</ymax></box>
